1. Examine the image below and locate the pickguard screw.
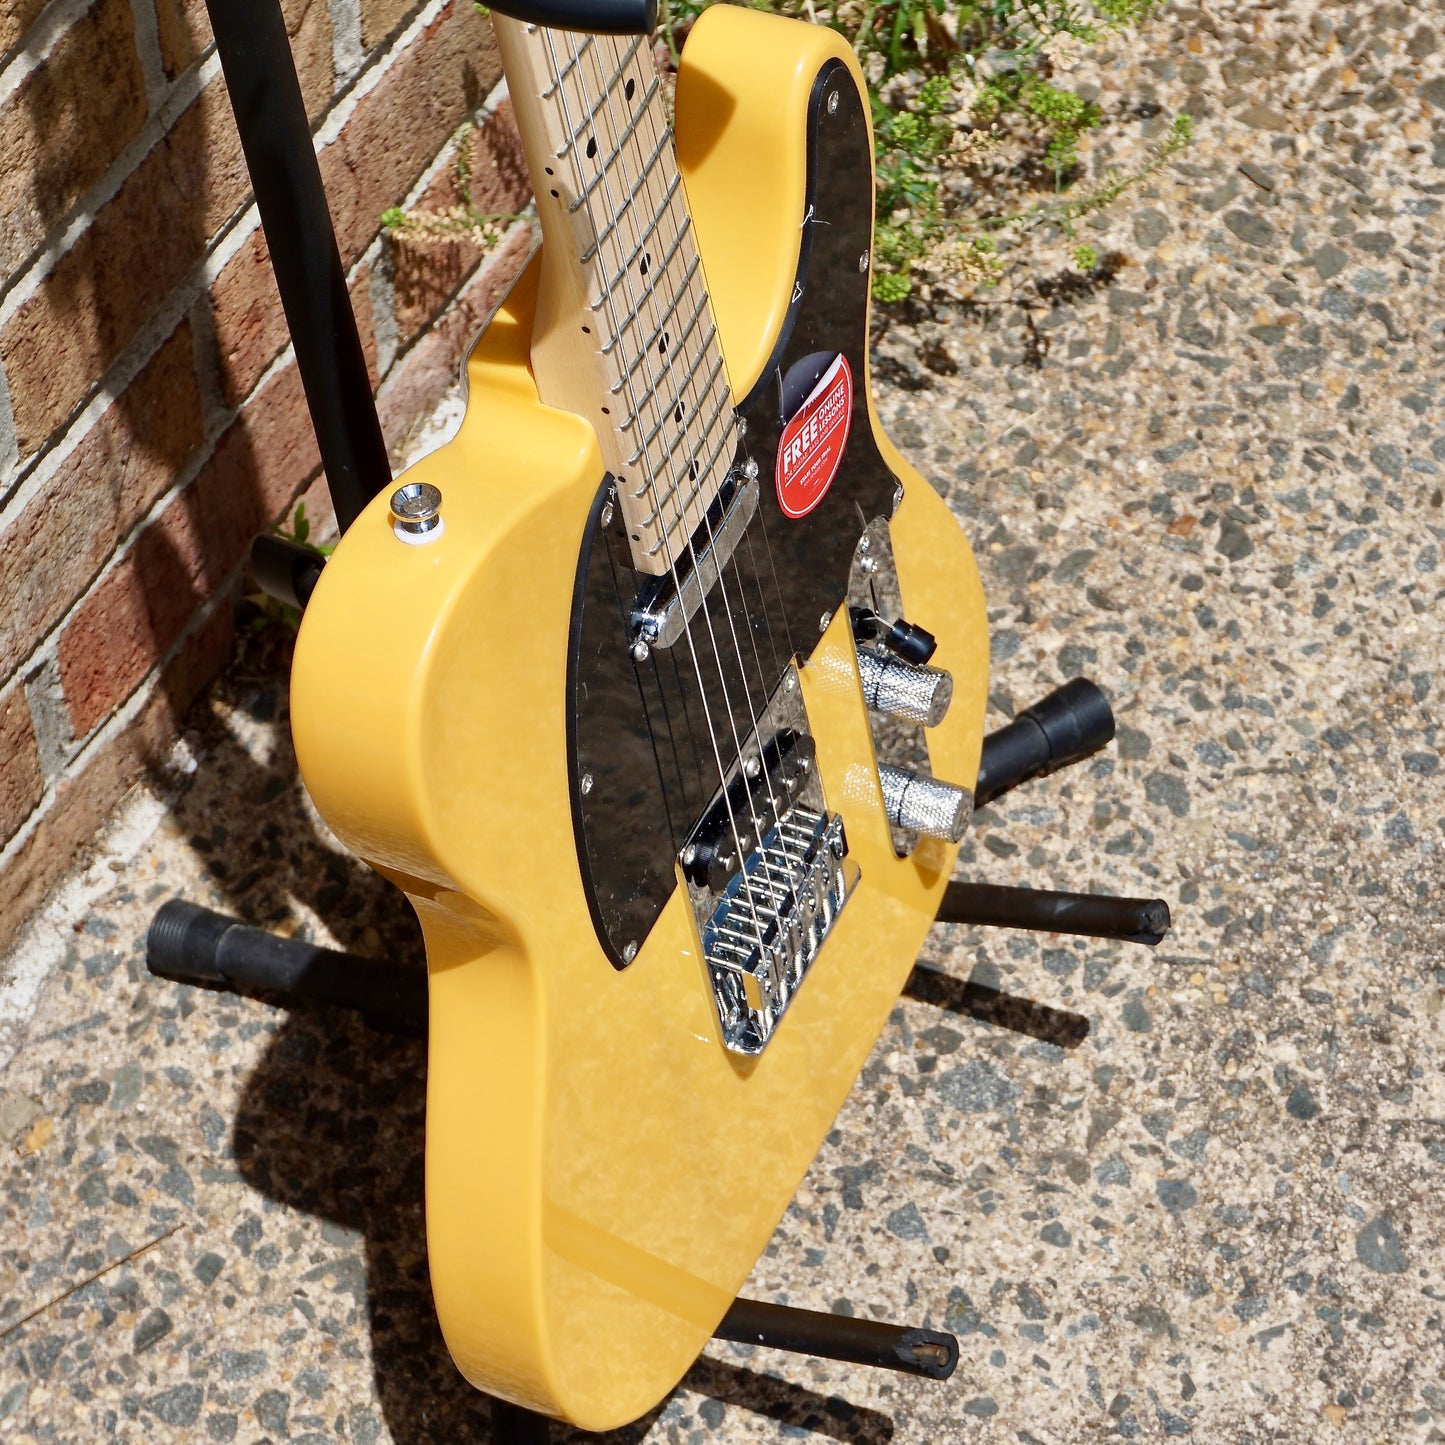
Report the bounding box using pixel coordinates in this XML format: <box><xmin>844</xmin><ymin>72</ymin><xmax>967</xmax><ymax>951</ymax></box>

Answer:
<box><xmin>858</xmin><ymin>249</ymin><xmax>870</xmax><ymax>273</ymax></box>
<box><xmin>827</xmin><ymin>90</ymin><xmax>839</xmax><ymax>114</ymax></box>
<box><xmin>743</xmin><ymin>457</ymin><xmax>759</xmax><ymax>481</ymax></box>
<box><xmin>736</xmin><ymin>417</ymin><xmax>748</xmax><ymax>438</ymax></box>
<box><xmin>580</xmin><ymin>772</ymin><xmax>594</xmax><ymax>796</ymax></box>
<box><xmin>681</xmin><ymin>843</ymin><xmax>697</xmax><ymax>866</ymax></box>
<box><xmin>631</xmin><ymin>638</ymin><xmax>651</xmax><ymax>662</ymax></box>
<box><xmin>600</xmin><ymin>497</ymin><xmax>614</xmax><ymax>527</ymax></box>
<box><xmin>819</xmin><ymin>610</ymin><xmax>833</xmax><ymax>633</ymax></box>
<box><xmin>892</xmin><ymin>480</ymin><xmax>905</xmax><ymax>513</ymax></box>
<box><xmin>623</xmin><ymin>940</ymin><xmax>638</xmax><ymax>963</ymax></box>
<box><xmin>860</xmin><ymin>556</ymin><xmax>877</xmax><ymax>574</ymax></box>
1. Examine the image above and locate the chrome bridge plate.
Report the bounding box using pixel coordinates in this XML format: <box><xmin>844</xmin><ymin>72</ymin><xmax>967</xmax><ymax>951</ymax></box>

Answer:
<box><xmin>680</xmin><ymin>664</ymin><xmax>859</xmax><ymax>1055</ymax></box>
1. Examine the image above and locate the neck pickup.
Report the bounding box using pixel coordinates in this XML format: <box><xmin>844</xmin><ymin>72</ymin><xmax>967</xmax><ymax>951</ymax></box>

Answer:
<box><xmin>629</xmin><ymin>466</ymin><xmax>757</xmax><ymax>651</ymax></box>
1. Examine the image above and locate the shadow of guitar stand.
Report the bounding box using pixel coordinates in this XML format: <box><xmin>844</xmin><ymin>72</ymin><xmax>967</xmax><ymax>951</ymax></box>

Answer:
<box><xmin>151</xmin><ymin>0</ymin><xmax>1173</xmax><ymax>1435</ymax></box>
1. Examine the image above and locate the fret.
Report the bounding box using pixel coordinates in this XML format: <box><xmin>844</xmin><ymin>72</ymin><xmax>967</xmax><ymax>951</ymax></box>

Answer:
<box><xmin>599</xmin><ymin>252</ymin><xmax>703</xmax><ymax>360</ymax></box>
<box><xmin>599</xmin><ymin>183</ymin><xmax>686</xmax><ymax>292</ymax></box>
<box><xmin>623</xmin><ymin>348</ymin><xmax>730</xmax><ymax>448</ymax></box>
<box><xmin>609</xmin><ymin>287</ymin><xmax>713</xmax><ymax>399</ymax></box>
<box><xmin>582</xmin><ymin>172</ymin><xmax>684</xmax><ymax>273</ymax></box>
<box><xmin>569</xmin><ymin>107</ymin><xmax>668</xmax><ymax>222</ymax></box>
<box><xmin>626</xmin><ymin>355</ymin><xmax>731</xmax><ymax>460</ymax></box>
<box><xmin>639</xmin><ymin>422</ymin><xmax>739</xmax><ymax>549</ymax></box>
<box><xmin>634</xmin><ymin>402</ymin><xmax>733</xmax><ymax>518</ymax></box>
<box><xmin>558</xmin><ymin>65</ymin><xmax>664</xmax><ymax>202</ymax></box>
<box><xmin>536</xmin><ymin>29</ymin><xmax>598</xmax><ymax>97</ymax></box>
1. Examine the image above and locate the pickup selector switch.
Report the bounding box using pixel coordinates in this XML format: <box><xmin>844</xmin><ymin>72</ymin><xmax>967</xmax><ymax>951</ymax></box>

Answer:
<box><xmin>877</xmin><ymin>766</ymin><xmax>972</xmax><ymax>844</ymax></box>
<box><xmin>856</xmin><ymin>646</ymin><xmax>953</xmax><ymax>728</ymax></box>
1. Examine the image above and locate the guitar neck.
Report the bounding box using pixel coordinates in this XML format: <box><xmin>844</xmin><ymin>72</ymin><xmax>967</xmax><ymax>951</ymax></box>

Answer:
<box><xmin>494</xmin><ymin>17</ymin><xmax>737</xmax><ymax>576</ymax></box>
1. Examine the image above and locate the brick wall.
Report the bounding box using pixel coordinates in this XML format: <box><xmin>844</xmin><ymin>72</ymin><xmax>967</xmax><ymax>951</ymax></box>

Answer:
<box><xmin>0</xmin><ymin>0</ymin><xmax>533</xmax><ymax>948</ymax></box>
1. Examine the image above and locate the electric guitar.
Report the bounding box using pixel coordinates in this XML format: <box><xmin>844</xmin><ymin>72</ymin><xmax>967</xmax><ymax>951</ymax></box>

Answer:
<box><xmin>290</xmin><ymin>1</ymin><xmax>989</xmax><ymax>1427</ymax></box>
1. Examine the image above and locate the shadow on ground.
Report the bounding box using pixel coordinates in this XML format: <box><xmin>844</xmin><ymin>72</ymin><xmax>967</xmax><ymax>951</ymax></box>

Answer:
<box><xmin>150</xmin><ymin>626</ymin><xmax>922</xmax><ymax>1441</ymax></box>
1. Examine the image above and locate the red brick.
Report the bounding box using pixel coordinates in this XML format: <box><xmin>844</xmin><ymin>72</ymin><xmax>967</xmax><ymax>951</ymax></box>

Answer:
<box><xmin>0</xmin><ymin>602</ymin><xmax>233</xmax><ymax>953</ymax></box>
<box><xmin>319</xmin><ymin>0</ymin><xmax>502</xmax><ymax>267</ymax></box>
<box><xmin>0</xmin><ymin>0</ymin><xmax>50</xmax><ymax>56</ymax></box>
<box><xmin>56</xmin><ymin>360</ymin><xmax>317</xmax><ymax>737</ymax></box>
<box><xmin>0</xmin><ymin>322</ymin><xmax>204</xmax><ymax>682</ymax></box>
<box><xmin>209</xmin><ymin>228</ymin><xmax>288</xmax><ymax>407</ymax></box>
<box><xmin>391</xmin><ymin>102</ymin><xmax>529</xmax><ymax>350</ymax></box>
<box><xmin>153</xmin><ymin>0</ymin><xmax>334</xmax><ymax>118</ymax></box>
<box><xmin>351</xmin><ymin>260</ymin><xmax>381</xmax><ymax>390</ymax></box>
<box><xmin>0</xmin><ymin>76</ymin><xmax>246</xmax><ymax>460</ymax></box>
<box><xmin>378</xmin><ymin>218</ymin><xmax>533</xmax><ymax>459</ymax></box>
<box><xmin>359</xmin><ymin>0</ymin><xmax>415</xmax><ymax>51</ymax></box>
<box><xmin>209</xmin><ymin>230</ymin><xmax>377</xmax><ymax>405</ymax></box>
<box><xmin>0</xmin><ymin>0</ymin><xmax>150</xmax><ymax>277</ymax></box>
<box><xmin>0</xmin><ymin>683</ymin><xmax>43</xmax><ymax>848</ymax></box>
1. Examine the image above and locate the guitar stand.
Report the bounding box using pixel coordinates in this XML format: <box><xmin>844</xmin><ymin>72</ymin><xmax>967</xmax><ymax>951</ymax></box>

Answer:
<box><xmin>146</xmin><ymin>680</ymin><xmax>1167</xmax><ymax>1435</ymax></box>
<box><xmin>157</xmin><ymin>0</ymin><xmax>1170</xmax><ymax>1429</ymax></box>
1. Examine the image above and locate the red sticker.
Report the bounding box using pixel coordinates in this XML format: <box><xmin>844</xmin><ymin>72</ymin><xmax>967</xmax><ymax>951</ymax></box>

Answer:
<box><xmin>775</xmin><ymin>354</ymin><xmax>852</xmax><ymax>519</ymax></box>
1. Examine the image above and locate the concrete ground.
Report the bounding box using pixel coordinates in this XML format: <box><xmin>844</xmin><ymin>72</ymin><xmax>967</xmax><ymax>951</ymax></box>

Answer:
<box><xmin>3</xmin><ymin>0</ymin><xmax>1443</xmax><ymax>1440</ymax></box>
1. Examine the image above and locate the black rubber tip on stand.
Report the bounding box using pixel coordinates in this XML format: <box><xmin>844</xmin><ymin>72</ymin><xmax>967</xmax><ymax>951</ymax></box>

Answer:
<box><xmin>490</xmin><ymin>1400</ymin><xmax>551</xmax><ymax>1444</ymax></box>
<box><xmin>936</xmin><ymin>881</ymin><xmax>1171</xmax><ymax>946</ymax></box>
<box><xmin>974</xmin><ymin>678</ymin><xmax>1115</xmax><ymax>807</ymax></box>
<box><xmin>486</xmin><ymin>0</ymin><xmax>656</xmax><ymax>33</ymax></box>
<box><xmin>715</xmin><ymin>1298</ymin><xmax>958</xmax><ymax>1381</ymax></box>
<box><xmin>250</xmin><ymin>533</ymin><xmax>326</xmax><ymax>610</ymax></box>
<box><xmin>147</xmin><ymin>901</ymin><xmax>425</xmax><ymax>1036</ymax></box>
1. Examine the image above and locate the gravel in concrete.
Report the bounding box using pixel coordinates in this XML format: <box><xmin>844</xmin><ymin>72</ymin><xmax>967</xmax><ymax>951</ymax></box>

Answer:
<box><xmin>3</xmin><ymin>1</ymin><xmax>1444</xmax><ymax>1440</ymax></box>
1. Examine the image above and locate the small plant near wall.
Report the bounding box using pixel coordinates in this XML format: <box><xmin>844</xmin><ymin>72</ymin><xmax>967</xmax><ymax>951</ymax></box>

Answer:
<box><xmin>381</xmin><ymin>120</ymin><xmax>524</xmax><ymax>251</ymax></box>
<box><xmin>386</xmin><ymin>1</ymin><xmax>1192</xmax><ymax>307</ymax></box>
<box><xmin>666</xmin><ymin>0</ymin><xmax>1190</xmax><ymax>305</ymax></box>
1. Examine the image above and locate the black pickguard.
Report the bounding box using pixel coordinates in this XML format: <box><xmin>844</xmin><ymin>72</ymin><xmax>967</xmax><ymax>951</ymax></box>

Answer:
<box><xmin>568</xmin><ymin>59</ymin><xmax>895</xmax><ymax>966</ymax></box>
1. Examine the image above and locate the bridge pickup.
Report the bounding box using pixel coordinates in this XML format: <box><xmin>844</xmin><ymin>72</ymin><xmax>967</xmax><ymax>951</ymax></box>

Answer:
<box><xmin>629</xmin><ymin>472</ymin><xmax>758</xmax><ymax>651</ymax></box>
<box><xmin>679</xmin><ymin>664</ymin><xmax>859</xmax><ymax>1055</ymax></box>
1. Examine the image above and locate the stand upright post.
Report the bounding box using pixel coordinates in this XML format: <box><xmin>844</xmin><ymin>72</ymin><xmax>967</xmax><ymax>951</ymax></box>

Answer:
<box><xmin>203</xmin><ymin>0</ymin><xmax>392</xmax><ymax>530</ymax></box>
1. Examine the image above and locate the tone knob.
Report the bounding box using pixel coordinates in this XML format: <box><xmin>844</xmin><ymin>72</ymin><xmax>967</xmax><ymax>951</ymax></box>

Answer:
<box><xmin>856</xmin><ymin>646</ymin><xmax>953</xmax><ymax>728</ymax></box>
<box><xmin>877</xmin><ymin>765</ymin><xmax>972</xmax><ymax>843</ymax></box>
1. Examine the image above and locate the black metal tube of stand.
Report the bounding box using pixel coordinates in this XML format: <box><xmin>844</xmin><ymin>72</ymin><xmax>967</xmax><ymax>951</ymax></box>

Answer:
<box><xmin>715</xmin><ymin>1298</ymin><xmax>958</xmax><ymax>1380</ymax></box>
<box><xmin>937</xmin><ymin>882</ymin><xmax>1170</xmax><ymax>946</ymax></box>
<box><xmin>203</xmin><ymin>0</ymin><xmax>390</xmax><ymax>532</ymax></box>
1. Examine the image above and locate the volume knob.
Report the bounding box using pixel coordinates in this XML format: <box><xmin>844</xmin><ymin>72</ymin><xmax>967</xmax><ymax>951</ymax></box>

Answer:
<box><xmin>857</xmin><ymin>646</ymin><xmax>953</xmax><ymax>728</ymax></box>
<box><xmin>877</xmin><ymin>765</ymin><xmax>972</xmax><ymax>843</ymax></box>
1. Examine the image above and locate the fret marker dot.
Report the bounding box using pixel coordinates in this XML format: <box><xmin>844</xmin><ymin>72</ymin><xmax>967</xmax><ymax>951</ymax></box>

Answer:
<box><xmin>581</xmin><ymin>325</ymin><xmax>591</xmax><ymax>334</ymax></box>
<box><xmin>658</xmin><ymin>332</ymin><xmax>669</xmax><ymax>355</ymax></box>
<box><xmin>545</xmin><ymin>167</ymin><xmax>554</xmax><ymax>175</ymax></box>
<box><xmin>586</xmin><ymin>136</ymin><xmax>597</xmax><ymax>159</ymax></box>
<box><xmin>625</xmin><ymin>78</ymin><xmax>635</xmax><ymax>101</ymax></box>
<box><xmin>549</xmin><ymin>189</ymin><xmax>559</xmax><ymax>198</ymax></box>
<box><xmin>674</xmin><ymin>403</ymin><xmax>684</xmax><ymax>423</ymax></box>
<box><xmin>690</xmin><ymin>460</ymin><xmax>700</xmax><ymax>480</ymax></box>
<box><xmin>639</xmin><ymin>253</ymin><xmax>650</xmax><ymax>277</ymax></box>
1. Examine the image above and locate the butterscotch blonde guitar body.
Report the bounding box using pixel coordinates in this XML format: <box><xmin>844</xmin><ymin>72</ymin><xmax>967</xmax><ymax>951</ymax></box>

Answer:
<box><xmin>291</xmin><ymin>6</ymin><xmax>988</xmax><ymax>1429</ymax></box>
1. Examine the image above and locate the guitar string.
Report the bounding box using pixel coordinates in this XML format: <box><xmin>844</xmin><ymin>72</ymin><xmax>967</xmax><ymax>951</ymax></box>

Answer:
<box><xmin>542</xmin><ymin>28</ymin><xmax>771</xmax><ymax>955</ymax></box>
<box><xmin>555</xmin><ymin>28</ymin><xmax>775</xmax><ymax>946</ymax></box>
<box><xmin>595</xmin><ymin>35</ymin><xmax>788</xmax><ymax>844</ymax></box>
<box><xmin>573</xmin><ymin>32</ymin><xmax>787</xmax><ymax>920</ymax></box>
<box><xmin>600</xmin><ymin>527</ymin><xmax>680</xmax><ymax>842</ymax></box>
<box><xmin>543</xmin><ymin>29</ymin><xmax>709</xmax><ymax>858</ymax></box>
